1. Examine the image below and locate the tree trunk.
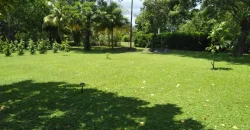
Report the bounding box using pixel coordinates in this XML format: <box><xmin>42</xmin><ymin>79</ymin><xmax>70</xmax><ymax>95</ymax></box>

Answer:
<box><xmin>233</xmin><ymin>18</ymin><xmax>250</xmax><ymax>56</ymax></box>
<box><xmin>84</xmin><ymin>15</ymin><xmax>91</xmax><ymax>51</ymax></box>
<box><xmin>111</xmin><ymin>27</ymin><xmax>114</xmax><ymax>49</ymax></box>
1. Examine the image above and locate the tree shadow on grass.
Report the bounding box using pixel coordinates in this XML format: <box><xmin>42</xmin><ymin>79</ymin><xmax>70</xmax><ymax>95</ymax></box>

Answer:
<box><xmin>211</xmin><ymin>67</ymin><xmax>233</xmax><ymax>71</ymax></box>
<box><xmin>0</xmin><ymin>80</ymin><xmax>206</xmax><ymax>130</ymax></box>
<box><xmin>154</xmin><ymin>50</ymin><xmax>250</xmax><ymax>66</ymax></box>
<box><xmin>71</xmin><ymin>46</ymin><xmax>142</xmax><ymax>54</ymax></box>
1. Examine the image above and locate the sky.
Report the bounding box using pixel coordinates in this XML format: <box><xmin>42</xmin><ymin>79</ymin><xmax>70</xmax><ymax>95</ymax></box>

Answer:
<box><xmin>117</xmin><ymin>0</ymin><xmax>144</xmax><ymax>25</ymax></box>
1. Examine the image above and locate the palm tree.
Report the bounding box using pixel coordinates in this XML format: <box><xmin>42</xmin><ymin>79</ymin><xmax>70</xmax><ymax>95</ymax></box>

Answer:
<box><xmin>42</xmin><ymin>1</ymin><xmax>66</xmax><ymax>44</ymax></box>
<box><xmin>97</xmin><ymin>2</ymin><xmax>129</xmax><ymax>48</ymax></box>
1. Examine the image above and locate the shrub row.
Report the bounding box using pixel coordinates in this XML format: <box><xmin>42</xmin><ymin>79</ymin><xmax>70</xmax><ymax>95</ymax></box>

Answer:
<box><xmin>135</xmin><ymin>32</ymin><xmax>211</xmax><ymax>51</ymax></box>
<box><xmin>0</xmin><ymin>39</ymin><xmax>70</xmax><ymax>57</ymax></box>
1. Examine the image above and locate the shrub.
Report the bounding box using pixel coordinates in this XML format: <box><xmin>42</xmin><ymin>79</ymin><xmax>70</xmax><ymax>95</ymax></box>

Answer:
<box><xmin>38</xmin><ymin>39</ymin><xmax>47</xmax><ymax>54</ymax></box>
<box><xmin>53</xmin><ymin>41</ymin><xmax>59</xmax><ymax>53</ymax></box>
<box><xmin>45</xmin><ymin>39</ymin><xmax>52</xmax><ymax>50</ymax></box>
<box><xmin>9</xmin><ymin>42</ymin><xmax>16</xmax><ymax>53</ymax></box>
<box><xmin>13</xmin><ymin>40</ymin><xmax>18</xmax><ymax>51</ymax></box>
<box><xmin>28</xmin><ymin>38</ymin><xmax>36</xmax><ymax>55</ymax></box>
<box><xmin>134</xmin><ymin>32</ymin><xmax>210</xmax><ymax>51</ymax></box>
<box><xmin>17</xmin><ymin>39</ymin><xmax>25</xmax><ymax>55</ymax></box>
<box><xmin>122</xmin><ymin>35</ymin><xmax>130</xmax><ymax>42</ymax></box>
<box><xmin>134</xmin><ymin>33</ymin><xmax>153</xmax><ymax>47</ymax></box>
<box><xmin>62</xmin><ymin>40</ymin><xmax>70</xmax><ymax>52</ymax></box>
<box><xmin>3</xmin><ymin>41</ymin><xmax>11</xmax><ymax>56</ymax></box>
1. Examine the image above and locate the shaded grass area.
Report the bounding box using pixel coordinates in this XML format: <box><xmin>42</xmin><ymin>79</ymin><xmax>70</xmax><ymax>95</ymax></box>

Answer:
<box><xmin>0</xmin><ymin>80</ymin><xmax>204</xmax><ymax>130</ymax></box>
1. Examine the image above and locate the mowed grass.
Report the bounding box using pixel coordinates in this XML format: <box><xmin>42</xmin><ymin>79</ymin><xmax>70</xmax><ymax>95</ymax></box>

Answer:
<box><xmin>0</xmin><ymin>47</ymin><xmax>250</xmax><ymax>130</ymax></box>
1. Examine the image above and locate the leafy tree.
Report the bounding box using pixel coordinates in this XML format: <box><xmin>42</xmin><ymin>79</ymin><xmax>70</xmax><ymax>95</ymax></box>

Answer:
<box><xmin>95</xmin><ymin>1</ymin><xmax>129</xmax><ymax>48</ymax></box>
<box><xmin>0</xmin><ymin>0</ymin><xmax>50</xmax><ymax>41</ymax></box>
<box><xmin>136</xmin><ymin>0</ymin><xmax>202</xmax><ymax>34</ymax></box>
<box><xmin>201</xmin><ymin>0</ymin><xmax>250</xmax><ymax>56</ymax></box>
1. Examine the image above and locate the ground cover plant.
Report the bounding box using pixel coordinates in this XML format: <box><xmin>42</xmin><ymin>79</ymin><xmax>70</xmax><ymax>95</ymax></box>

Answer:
<box><xmin>0</xmin><ymin>47</ymin><xmax>250</xmax><ymax>130</ymax></box>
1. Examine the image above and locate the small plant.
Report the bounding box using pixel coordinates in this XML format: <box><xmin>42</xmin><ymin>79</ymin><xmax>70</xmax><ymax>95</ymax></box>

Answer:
<box><xmin>38</xmin><ymin>39</ymin><xmax>47</xmax><ymax>54</ymax></box>
<box><xmin>28</xmin><ymin>38</ymin><xmax>36</xmax><ymax>55</ymax></box>
<box><xmin>106</xmin><ymin>52</ymin><xmax>110</xmax><ymax>59</ymax></box>
<box><xmin>206</xmin><ymin>22</ymin><xmax>228</xmax><ymax>70</ymax></box>
<box><xmin>53</xmin><ymin>41</ymin><xmax>59</xmax><ymax>53</ymax></box>
<box><xmin>13</xmin><ymin>40</ymin><xmax>18</xmax><ymax>51</ymax></box>
<box><xmin>3</xmin><ymin>41</ymin><xmax>11</xmax><ymax>56</ymax></box>
<box><xmin>63</xmin><ymin>40</ymin><xmax>70</xmax><ymax>52</ymax></box>
<box><xmin>206</xmin><ymin>44</ymin><xmax>220</xmax><ymax>70</ymax></box>
<box><xmin>17</xmin><ymin>39</ymin><xmax>25</xmax><ymax>55</ymax></box>
<box><xmin>9</xmin><ymin>42</ymin><xmax>16</xmax><ymax>53</ymax></box>
<box><xmin>45</xmin><ymin>39</ymin><xmax>52</xmax><ymax>50</ymax></box>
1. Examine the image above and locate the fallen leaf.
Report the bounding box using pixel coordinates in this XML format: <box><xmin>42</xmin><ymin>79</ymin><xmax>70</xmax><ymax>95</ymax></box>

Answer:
<box><xmin>151</xmin><ymin>94</ymin><xmax>154</xmax><ymax>96</ymax></box>
<box><xmin>176</xmin><ymin>84</ymin><xmax>180</xmax><ymax>87</ymax></box>
<box><xmin>143</xmin><ymin>80</ymin><xmax>146</xmax><ymax>83</ymax></box>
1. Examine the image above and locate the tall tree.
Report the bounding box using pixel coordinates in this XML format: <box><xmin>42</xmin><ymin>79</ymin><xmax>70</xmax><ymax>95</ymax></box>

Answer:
<box><xmin>201</xmin><ymin>0</ymin><xmax>250</xmax><ymax>56</ymax></box>
<box><xmin>0</xmin><ymin>0</ymin><xmax>49</xmax><ymax>41</ymax></box>
<box><xmin>95</xmin><ymin>1</ymin><xmax>129</xmax><ymax>48</ymax></box>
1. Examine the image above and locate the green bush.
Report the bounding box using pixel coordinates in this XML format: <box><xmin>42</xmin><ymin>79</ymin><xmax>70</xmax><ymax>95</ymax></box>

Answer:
<box><xmin>53</xmin><ymin>41</ymin><xmax>59</xmax><ymax>53</ymax></box>
<box><xmin>122</xmin><ymin>35</ymin><xmax>130</xmax><ymax>42</ymax></box>
<box><xmin>3</xmin><ymin>41</ymin><xmax>11</xmax><ymax>56</ymax></box>
<box><xmin>17</xmin><ymin>39</ymin><xmax>25</xmax><ymax>55</ymax></box>
<box><xmin>134</xmin><ymin>33</ymin><xmax>153</xmax><ymax>47</ymax></box>
<box><xmin>134</xmin><ymin>32</ymin><xmax>210</xmax><ymax>51</ymax></box>
<box><xmin>13</xmin><ymin>40</ymin><xmax>18</xmax><ymax>51</ymax></box>
<box><xmin>9</xmin><ymin>42</ymin><xmax>16</xmax><ymax>52</ymax></box>
<box><xmin>62</xmin><ymin>40</ymin><xmax>70</xmax><ymax>52</ymax></box>
<box><xmin>28</xmin><ymin>38</ymin><xmax>36</xmax><ymax>55</ymax></box>
<box><xmin>38</xmin><ymin>39</ymin><xmax>47</xmax><ymax>54</ymax></box>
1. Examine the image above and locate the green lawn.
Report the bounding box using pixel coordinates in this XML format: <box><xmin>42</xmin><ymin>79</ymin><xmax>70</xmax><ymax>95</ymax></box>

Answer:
<box><xmin>1</xmin><ymin>47</ymin><xmax>250</xmax><ymax>130</ymax></box>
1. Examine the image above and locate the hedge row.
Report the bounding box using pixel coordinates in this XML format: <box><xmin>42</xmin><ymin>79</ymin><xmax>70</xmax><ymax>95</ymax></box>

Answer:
<box><xmin>135</xmin><ymin>32</ymin><xmax>211</xmax><ymax>51</ymax></box>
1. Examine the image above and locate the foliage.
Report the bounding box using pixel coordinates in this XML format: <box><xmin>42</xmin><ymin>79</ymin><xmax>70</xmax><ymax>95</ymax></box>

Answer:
<box><xmin>52</xmin><ymin>41</ymin><xmax>59</xmax><ymax>53</ymax></box>
<box><xmin>135</xmin><ymin>32</ymin><xmax>210</xmax><ymax>51</ymax></box>
<box><xmin>3</xmin><ymin>41</ymin><xmax>11</xmax><ymax>56</ymax></box>
<box><xmin>62</xmin><ymin>40</ymin><xmax>70</xmax><ymax>52</ymax></box>
<box><xmin>38</xmin><ymin>39</ymin><xmax>47</xmax><ymax>54</ymax></box>
<box><xmin>17</xmin><ymin>40</ymin><xmax>25</xmax><ymax>55</ymax></box>
<box><xmin>136</xmin><ymin>0</ymin><xmax>202</xmax><ymax>33</ymax></box>
<box><xmin>134</xmin><ymin>33</ymin><xmax>153</xmax><ymax>48</ymax></box>
<box><xmin>0</xmin><ymin>0</ymin><xmax>50</xmax><ymax>41</ymax></box>
<box><xmin>9</xmin><ymin>42</ymin><xmax>16</xmax><ymax>53</ymax></box>
<box><xmin>122</xmin><ymin>35</ymin><xmax>130</xmax><ymax>42</ymax></box>
<box><xmin>201</xmin><ymin>0</ymin><xmax>250</xmax><ymax>56</ymax></box>
<box><xmin>28</xmin><ymin>39</ymin><xmax>36</xmax><ymax>55</ymax></box>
